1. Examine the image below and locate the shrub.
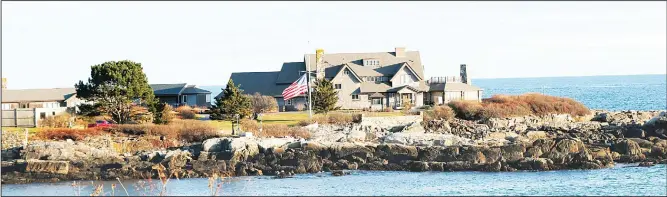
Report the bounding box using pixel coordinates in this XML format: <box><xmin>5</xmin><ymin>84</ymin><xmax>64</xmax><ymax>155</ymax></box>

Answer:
<box><xmin>240</xmin><ymin>119</ymin><xmax>311</xmax><ymax>139</ymax></box>
<box><xmin>35</xmin><ymin>128</ymin><xmax>103</xmax><ymax>141</ymax></box>
<box><xmin>111</xmin><ymin>120</ymin><xmax>218</xmax><ymax>142</ymax></box>
<box><xmin>179</xmin><ymin>110</ymin><xmax>197</xmax><ymax>119</ymax></box>
<box><xmin>175</xmin><ymin>105</ymin><xmax>193</xmax><ymax>114</ymax></box>
<box><xmin>39</xmin><ymin>113</ymin><xmax>72</xmax><ymax>128</ymax></box>
<box><xmin>401</xmin><ymin>101</ymin><xmax>413</xmax><ymax>115</ymax></box>
<box><xmin>154</xmin><ymin>103</ymin><xmax>176</xmax><ymax>124</ymax></box>
<box><xmin>425</xmin><ymin>105</ymin><xmax>455</xmax><ymax>122</ymax></box>
<box><xmin>251</xmin><ymin>93</ymin><xmax>278</xmax><ymax>114</ymax></box>
<box><xmin>448</xmin><ymin>93</ymin><xmax>590</xmax><ymax>120</ymax></box>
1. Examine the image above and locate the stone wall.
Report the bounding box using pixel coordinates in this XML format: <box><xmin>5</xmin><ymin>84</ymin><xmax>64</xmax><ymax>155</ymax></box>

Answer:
<box><xmin>360</xmin><ymin>114</ymin><xmax>423</xmax><ymax>129</ymax></box>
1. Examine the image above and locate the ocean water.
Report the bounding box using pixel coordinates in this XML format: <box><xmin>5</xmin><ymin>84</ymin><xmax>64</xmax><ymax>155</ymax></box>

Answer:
<box><xmin>202</xmin><ymin>74</ymin><xmax>666</xmax><ymax>111</ymax></box>
<box><xmin>473</xmin><ymin>74</ymin><xmax>666</xmax><ymax>111</ymax></box>
<box><xmin>2</xmin><ymin>164</ymin><xmax>665</xmax><ymax>196</ymax></box>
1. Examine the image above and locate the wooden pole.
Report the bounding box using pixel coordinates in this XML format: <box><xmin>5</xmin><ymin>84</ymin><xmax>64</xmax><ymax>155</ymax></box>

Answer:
<box><xmin>23</xmin><ymin>128</ymin><xmax>29</xmax><ymax>149</ymax></box>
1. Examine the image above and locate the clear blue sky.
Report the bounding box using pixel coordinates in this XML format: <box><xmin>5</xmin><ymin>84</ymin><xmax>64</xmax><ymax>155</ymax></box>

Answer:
<box><xmin>2</xmin><ymin>1</ymin><xmax>665</xmax><ymax>89</ymax></box>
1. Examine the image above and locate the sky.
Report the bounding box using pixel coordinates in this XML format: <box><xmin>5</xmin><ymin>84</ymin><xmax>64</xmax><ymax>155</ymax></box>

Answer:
<box><xmin>1</xmin><ymin>1</ymin><xmax>666</xmax><ymax>89</ymax></box>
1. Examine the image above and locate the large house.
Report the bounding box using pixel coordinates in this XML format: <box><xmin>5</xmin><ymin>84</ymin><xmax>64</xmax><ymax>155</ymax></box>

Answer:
<box><xmin>219</xmin><ymin>47</ymin><xmax>483</xmax><ymax>111</ymax></box>
<box><xmin>150</xmin><ymin>83</ymin><xmax>212</xmax><ymax>107</ymax></box>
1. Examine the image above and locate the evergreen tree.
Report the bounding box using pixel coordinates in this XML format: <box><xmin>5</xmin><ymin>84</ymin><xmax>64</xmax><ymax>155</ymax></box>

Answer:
<box><xmin>312</xmin><ymin>78</ymin><xmax>339</xmax><ymax>114</ymax></box>
<box><xmin>210</xmin><ymin>79</ymin><xmax>252</xmax><ymax>120</ymax></box>
<box><xmin>74</xmin><ymin>60</ymin><xmax>156</xmax><ymax>124</ymax></box>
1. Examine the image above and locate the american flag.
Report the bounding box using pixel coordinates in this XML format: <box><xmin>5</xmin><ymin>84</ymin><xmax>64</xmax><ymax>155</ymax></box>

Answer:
<box><xmin>282</xmin><ymin>74</ymin><xmax>308</xmax><ymax>101</ymax></box>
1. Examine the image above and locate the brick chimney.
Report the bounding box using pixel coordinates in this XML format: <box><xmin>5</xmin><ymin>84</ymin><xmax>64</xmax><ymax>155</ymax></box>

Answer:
<box><xmin>1</xmin><ymin>78</ymin><xmax>6</xmax><ymax>89</ymax></box>
<box><xmin>460</xmin><ymin>64</ymin><xmax>469</xmax><ymax>84</ymax></box>
<box><xmin>395</xmin><ymin>47</ymin><xmax>405</xmax><ymax>57</ymax></box>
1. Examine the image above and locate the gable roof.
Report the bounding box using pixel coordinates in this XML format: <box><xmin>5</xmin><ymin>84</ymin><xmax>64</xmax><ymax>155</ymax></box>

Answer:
<box><xmin>331</xmin><ymin>64</ymin><xmax>363</xmax><ymax>82</ymax></box>
<box><xmin>1</xmin><ymin>88</ymin><xmax>76</xmax><ymax>103</ymax></box>
<box><xmin>150</xmin><ymin>83</ymin><xmax>187</xmax><ymax>95</ymax></box>
<box><xmin>182</xmin><ymin>85</ymin><xmax>212</xmax><ymax>94</ymax></box>
<box><xmin>429</xmin><ymin>83</ymin><xmax>483</xmax><ymax>92</ymax></box>
<box><xmin>389</xmin><ymin>62</ymin><xmax>423</xmax><ymax>82</ymax></box>
<box><xmin>303</xmin><ymin>50</ymin><xmax>424</xmax><ymax>79</ymax></box>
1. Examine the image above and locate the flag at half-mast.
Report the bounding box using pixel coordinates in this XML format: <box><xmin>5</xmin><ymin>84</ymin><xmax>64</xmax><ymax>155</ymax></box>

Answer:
<box><xmin>282</xmin><ymin>74</ymin><xmax>308</xmax><ymax>100</ymax></box>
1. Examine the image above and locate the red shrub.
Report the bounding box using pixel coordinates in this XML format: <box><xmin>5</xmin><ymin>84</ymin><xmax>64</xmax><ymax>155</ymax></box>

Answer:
<box><xmin>36</xmin><ymin>128</ymin><xmax>103</xmax><ymax>141</ymax></box>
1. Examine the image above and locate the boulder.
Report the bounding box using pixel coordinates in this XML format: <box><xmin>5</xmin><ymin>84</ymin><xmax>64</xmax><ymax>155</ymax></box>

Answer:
<box><xmin>24</xmin><ymin>160</ymin><xmax>69</xmax><ymax>175</ymax></box>
<box><xmin>515</xmin><ymin>158</ymin><xmax>553</xmax><ymax>171</ymax></box>
<box><xmin>638</xmin><ymin>161</ymin><xmax>655</xmax><ymax>167</ymax></box>
<box><xmin>377</xmin><ymin>144</ymin><xmax>418</xmax><ymax>163</ymax></box>
<box><xmin>500</xmin><ymin>143</ymin><xmax>526</xmax><ymax>162</ymax></box>
<box><xmin>408</xmin><ymin>161</ymin><xmax>430</xmax><ymax>172</ymax></box>
<box><xmin>202</xmin><ymin>138</ymin><xmax>260</xmax><ymax>162</ymax></box>
<box><xmin>417</xmin><ymin>146</ymin><xmax>457</xmax><ymax>162</ymax></box>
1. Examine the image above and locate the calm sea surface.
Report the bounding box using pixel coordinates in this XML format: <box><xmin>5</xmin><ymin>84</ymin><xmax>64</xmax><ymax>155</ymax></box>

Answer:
<box><xmin>2</xmin><ymin>164</ymin><xmax>665</xmax><ymax>196</ymax></box>
<box><xmin>203</xmin><ymin>74</ymin><xmax>666</xmax><ymax>111</ymax></box>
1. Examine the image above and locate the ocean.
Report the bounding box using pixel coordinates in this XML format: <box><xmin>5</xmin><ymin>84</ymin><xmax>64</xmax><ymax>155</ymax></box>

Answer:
<box><xmin>2</xmin><ymin>164</ymin><xmax>665</xmax><ymax>196</ymax></box>
<box><xmin>202</xmin><ymin>74</ymin><xmax>666</xmax><ymax>111</ymax></box>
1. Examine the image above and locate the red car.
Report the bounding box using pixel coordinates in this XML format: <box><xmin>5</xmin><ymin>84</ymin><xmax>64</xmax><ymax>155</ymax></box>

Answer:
<box><xmin>88</xmin><ymin>120</ymin><xmax>112</xmax><ymax>128</ymax></box>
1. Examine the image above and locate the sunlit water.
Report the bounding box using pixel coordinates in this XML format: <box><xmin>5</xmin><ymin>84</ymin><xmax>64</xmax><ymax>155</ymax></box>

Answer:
<box><xmin>2</xmin><ymin>164</ymin><xmax>665</xmax><ymax>196</ymax></box>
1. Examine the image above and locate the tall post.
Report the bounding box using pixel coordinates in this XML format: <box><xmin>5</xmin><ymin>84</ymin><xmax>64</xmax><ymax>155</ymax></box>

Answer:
<box><xmin>306</xmin><ymin>55</ymin><xmax>313</xmax><ymax>120</ymax></box>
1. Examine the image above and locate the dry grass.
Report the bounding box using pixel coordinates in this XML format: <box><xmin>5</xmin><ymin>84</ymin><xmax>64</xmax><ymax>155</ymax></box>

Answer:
<box><xmin>111</xmin><ymin>120</ymin><xmax>219</xmax><ymax>142</ymax></box>
<box><xmin>424</xmin><ymin>105</ymin><xmax>455</xmax><ymax>122</ymax></box>
<box><xmin>449</xmin><ymin>93</ymin><xmax>591</xmax><ymax>120</ymax></box>
<box><xmin>241</xmin><ymin>119</ymin><xmax>311</xmax><ymax>139</ymax></box>
<box><xmin>175</xmin><ymin>105</ymin><xmax>197</xmax><ymax>119</ymax></box>
<box><xmin>297</xmin><ymin>112</ymin><xmax>356</xmax><ymax>126</ymax></box>
<box><xmin>35</xmin><ymin>128</ymin><xmax>104</xmax><ymax>141</ymax></box>
<box><xmin>39</xmin><ymin>113</ymin><xmax>72</xmax><ymax>128</ymax></box>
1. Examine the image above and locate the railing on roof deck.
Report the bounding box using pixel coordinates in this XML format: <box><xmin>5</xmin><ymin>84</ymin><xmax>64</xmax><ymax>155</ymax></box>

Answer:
<box><xmin>428</xmin><ymin>76</ymin><xmax>462</xmax><ymax>84</ymax></box>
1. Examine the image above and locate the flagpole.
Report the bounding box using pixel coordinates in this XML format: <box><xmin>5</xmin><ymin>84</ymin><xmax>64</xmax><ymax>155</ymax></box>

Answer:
<box><xmin>306</xmin><ymin>54</ymin><xmax>313</xmax><ymax>120</ymax></box>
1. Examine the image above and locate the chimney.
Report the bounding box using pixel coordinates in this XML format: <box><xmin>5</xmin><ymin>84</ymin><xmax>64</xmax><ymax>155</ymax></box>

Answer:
<box><xmin>1</xmin><ymin>78</ymin><xmax>6</xmax><ymax>89</ymax></box>
<box><xmin>395</xmin><ymin>47</ymin><xmax>405</xmax><ymax>57</ymax></box>
<box><xmin>315</xmin><ymin>49</ymin><xmax>325</xmax><ymax>79</ymax></box>
<box><xmin>460</xmin><ymin>64</ymin><xmax>469</xmax><ymax>84</ymax></box>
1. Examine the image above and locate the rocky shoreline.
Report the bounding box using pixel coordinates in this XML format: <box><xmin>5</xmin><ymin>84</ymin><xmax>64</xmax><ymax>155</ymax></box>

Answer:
<box><xmin>2</xmin><ymin>110</ymin><xmax>666</xmax><ymax>184</ymax></box>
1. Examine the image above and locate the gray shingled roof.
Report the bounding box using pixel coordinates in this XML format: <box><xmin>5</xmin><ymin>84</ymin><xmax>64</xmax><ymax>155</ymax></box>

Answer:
<box><xmin>275</xmin><ymin>62</ymin><xmax>306</xmax><ymax>84</ymax></box>
<box><xmin>1</xmin><ymin>88</ymin><xmax>76</xmax><ymax>103</ymax></box>
<box><xmin>229</xmin><ymin>72</ymin><xmax>283</xmax><ymax>97</ymax></box>
<box><xmin>182</xmin><ymin>85</ymin><xmax>212</xmax><ymax>94</ymax></box>
<box><xmin>429</xmin><ymin>83</ymin><xmax>483</xmax><ymax>92</ymax></box>
<box><xmin>150</xmin><ymin>84</ymin><xmax>187</xmax><ymax>95</ymax></box>
<box><xmin>304</xmin><ymin>51</ymin><xmax>424</xmax><ymax>79</ymax></box>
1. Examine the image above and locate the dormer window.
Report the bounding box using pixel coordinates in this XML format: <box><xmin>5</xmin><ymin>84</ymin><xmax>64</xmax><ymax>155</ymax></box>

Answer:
<box><xmin>364</xmin><ymin>59</ymin><xmax>380</xmax><ymax>67</ymax></box>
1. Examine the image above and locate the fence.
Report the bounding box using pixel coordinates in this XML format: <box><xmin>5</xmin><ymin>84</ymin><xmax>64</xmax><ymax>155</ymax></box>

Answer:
<box><xmin>1</xmin><ymin>107</ymin><xmax>70</xmax><ymax>127</ymax></box>
<box><xmin>2</xmin><ymin>108</ymin><xmax>37</xmax><ymax>127</ymax></box>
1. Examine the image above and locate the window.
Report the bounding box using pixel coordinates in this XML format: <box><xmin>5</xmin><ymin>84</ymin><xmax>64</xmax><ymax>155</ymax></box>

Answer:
<box><xmin>344</xmin><ymin>70</ymin><xmax>350</xmax><ymax>75</ymax></box>
<box><xmin>334</xmin><ymin>84</ymin><xmax>342</xmax><ymax>89</ymax></box>
<box><xmin>352</xmin><ymin>94</ymin><xmax>359</xmax><ymax>100</ymax></box>
<box><xmin>286</xmin><ymin>99</ymin><xmax>292</xmax><ymax>105</ymax></box>
<box><xmin>372</xmin><ymin>98</ymin><xmax>382</xmax><ymax>105</ymax></box>
<box><xmin>40</xmin><ymin>112</ymin><xmax>46</xmax><ymax>119</ymax></box>
<box><xmin>181</xmin><ymin>95</ymin><xmax>187</xmax><ymax>103</ymax></box>
<box><xmin>52</xmin><ymin>112</ymin><xmax>56</xmax><ymax>116</ymax></box>
<box><xmin>1</xmin><ymin>104</ymin><xmax>10</xmax><ymax>110</ymax></box>
<box><xmin>206</xmin><ymin>94</ymin><xmax>211</xmax><ymax>103</ymax></box>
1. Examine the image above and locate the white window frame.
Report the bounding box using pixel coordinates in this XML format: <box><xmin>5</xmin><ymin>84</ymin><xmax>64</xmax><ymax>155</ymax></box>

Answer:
<box><xmin>2</xmin><ymin>103</ymin><xmax>10</xmax><ymax>110</ymax></box>
<box><xmin>352</xmin><ymin>94</ymin><xmax>359</xmax><ymax>100</ymax></box>
<box><xmin>344</xmin><ymin>70</ymin><xmax>350</xmax><ymax>75</ymax></box>
<box><xmin>181</xmin><ymin>95</ymin><xmax>187</xmax><ymax>103</ymax></box>
<box><xmin>334</xmin><ymin>84</ymin><xmax>342</xmax><ymax>89</ymax></box>
<box><xmin>286</xmin><ymin>99</ymin><xmax>292</xmax><ymax>105</ymax></box>
<box><xmin>206</xmin><ymin>94</ymin><xmax>211</xmax><ymax>103</ymax></box>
